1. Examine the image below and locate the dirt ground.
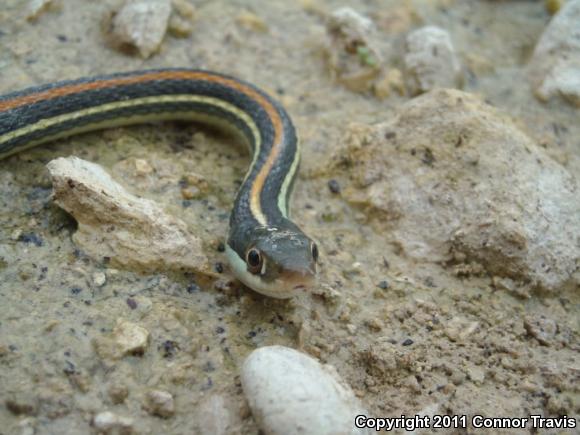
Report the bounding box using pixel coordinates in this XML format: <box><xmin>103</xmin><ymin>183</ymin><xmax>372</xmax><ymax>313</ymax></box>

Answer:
<box><xmin>0</xmin><ymin>1</ymin><xmax>578</xmax><ymax>434</ymax></box>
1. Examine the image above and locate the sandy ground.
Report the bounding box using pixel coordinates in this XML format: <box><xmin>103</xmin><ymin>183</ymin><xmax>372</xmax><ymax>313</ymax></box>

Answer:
<box><xmin>0</xmin><ymin>0</ymin><xmax>578</xmax><ymax>434</ymax></box>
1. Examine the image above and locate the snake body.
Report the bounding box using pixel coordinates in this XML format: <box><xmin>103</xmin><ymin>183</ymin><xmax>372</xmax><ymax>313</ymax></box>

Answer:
<box><xmin>0</xmin><ymin>69</ymin><xmax>317</xmax><ymax>298</ymax></box>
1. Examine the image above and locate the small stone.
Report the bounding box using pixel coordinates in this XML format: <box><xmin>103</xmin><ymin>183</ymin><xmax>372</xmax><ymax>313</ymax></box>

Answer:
<box><xmin>109</xmin><ymin>0</ymin><xmax>172</xmax><ymax>58</ymax></box>
<box><xmin>113</xmin><ymin>320</ymin><xmax>150</xmax><ymax>356</ymax></box>
<box><xmin>93</xmin><ymin>411</ymin><xmax>134</xmax><ymax>434</ymax></box>
<box><xmin>10</xmin><ymin>229</ymin><xmax>22</xmax><ymax>241</ymax></box>
<box><xmin>108</xmin><ymin>384</ymin><xmax>129</xmax><ymax>404</ymax></box>
<box><xmin>92</xmin><ymin>271</ymin><xmax>107</xmax><ymax>287</ymax></box>
<box><xmin>524</xmin><ymin>315</ymin><xmax>558</xmax><ymax>345</ymax></box>
<box><xmin>366</xmin><ymin>318</ymin><xmax>382</xmax><ymax>332</ymax></box>
<box><xmin>377</xmin><ymin>280</ymin><xmax>389</xmax><ymax>290</ymax></box>
<box><xmin>327</xmin><ymin>179</ymin><xmax>341</xmax><ymax>194</ymax></box>
<box><xmin>143</xmin><ymin>390</ymin><xmax>175</xmax><ymax>418</ymax></box>
<box><xmin>133</xmin><ymin>158</ymin><xmax>154</xmax><ymax>175</ymax></box>
<box><xmin>401</xmin><ymin>338</ymin><xmax>413</xmax><ymax>346</ymax></box>
<box><xmin>236</xmin><ymin>11</ymin><xmax>268</xmax><ymax>32</ymax></box>
<box><xmin>325</xmin><ymin>7</ymin><xmax>382</xmax><ymax>92</ymax></box>
<box><xmin>467</xmin><ymin>366</ymin><xmax>485</xmax><ymax>384</ymax></box>
<box><xmin>529</xmin><ymin>0</ymin><xmax>580</xmax><ymax>106</ymax></box>
<box><xmin>445</xmin><ymin>317</ymin><xmax>479</xmax><ymax>342</ymax></box>
<box><xmin>180</xmin><ymin>186</ymin><xmax>201</xmax><ymax>200</ymax></box>
<box><xmin>241</xmin><ymin>346</ymin><xmax>369</xmax><ymax>435</ymax></box>
<box><xmin>404</xmin><ymin>26</ymin><xmax>462</xmax><ymax>95</ymax></box>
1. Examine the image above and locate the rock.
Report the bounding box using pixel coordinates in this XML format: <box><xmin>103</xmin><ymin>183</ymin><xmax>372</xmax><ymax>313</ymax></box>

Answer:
<box><xmin>524</xmin><ymin>315</ymin><xmax>558</xmax><ymax>345</ymax></box>
<box><xmin>241</xmin><ymin>346</ymin><xmax>370</xmax><ymax>435</ymax></box>
<box><xmin>529</xmin><ymin>0</ymin><xmax>580</xmax><ymax>106</ymax></box>
<box><xmin>108</xmin><ymin>0</ymin><xmax>172</xmax><ymax>58</ymax></box>
<box><xmin>113</xmin><ymin>320</ymin><xmax>149</xmax><ymax>356</ymax></box>
<box><xmin>26</xmin><ymin>0</ymin><xmax>58</xmax><ymax>22</ymax></box>
<box><xmin>95</xmin><ymin>319</ymin><xmax>150</xmax><ymax>359</ymax></box>
<box><xmin>466</xmin><ymin>366</ymin><xmax>485</xmax><ymax>384</ymax></box>
<box><xmin>47</xmin><ymin>157</ymin><xmax>208</xmax><ymax>274</ymax></box>
<box><xmin>325</xmin><ymin>7</ymin><xmax>382</xmax><ymax>92</ymax></box>
<box><xmin>445</xmin><ymin>317</ymin><xmax>479</xmax><ymax>342</ymax></box>
<box><xmin>108</xmin><ymin>383</ymin><xmax>129</xmax><ymax>405</ymax></box>
<box><xmin>404</xmin><ymin>26</ymin><xmax>462</xmax><ymax>95</ymax></box>
<box><xmin>236</xmin><ymin>11</ymin><xmax>268</xmax><ymax>33</ymax></box>
<box><xmin>143</xmin><ymin>390</ymin><xmax>175</xmax><ymax>418</ymax></box>
<box><xmin>93</xmin><ymin>411</ymin><xmax>134</xmax><ymax>434</ymax></box>
<box><xmin>330</xmin><ymin>89</ymin><xmax>579</xmax><ymax>294</ymax></box>
<box><xmin>92</xmin><ymin>271</ymin><xmax>107</xmax><ymax>287</ymax></box>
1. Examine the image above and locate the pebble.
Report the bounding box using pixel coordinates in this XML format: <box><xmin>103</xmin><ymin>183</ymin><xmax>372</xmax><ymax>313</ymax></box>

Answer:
<box><xmin>404</xmin><ymin>26</ymin><xmax>462</xmax><ymax>95</ymax></box>
<box><xmin>93</xmin><ymin>411</ymin><xmax>134</xmax><ymax>434</ymax></box>
<box><xmin>467</xmin><ymin>366</ymin><xmax>485</xmax><ymax>384</ymax></box>
<box><xmin>445</xmin><ymin>317</ymin><xmax>479</xmax><ymax>342</ymax></box>
<box><xmin>92</xmin><ymin>271</ymin><xmax>107</xmax><ymax>287</ymax></box>
<box><xmin>112</xmin><ymin>320</ymin><xmax>150</xmax><ymax>357</ymax></box>
<box><xmin>241</xmin><ymin>346</ymin><xmax>370</xmax><ymax>435</ymax></box>
<box><xmin>524</xmin><ymin>315</ymin><xmax>558</xmax><ymax>345</ymax></box>
<box><xmin>529</xmin><ymin>0</ymin><xmax>580</xmax><ymax>106</ymax></box>
<box><xmin>327</xmin><ymin>179</ymin><xmax>341</xmax><ymax>194</ymax></box>
<box><xmin>236</xmin><ymin>11</ymin><xmax>268</xmax><ymax>32</ymax></box>
<box><xmin>108</xmin><ymin>383</ymin><xmax>129</xmax><ymax>404</ymax></box>
<box><xmin>143</xmin><ymin>390</ymin><xmax>175</xmax><ymax>418</ymax></box>
<box><xmin>109</xmin><ymin>0</ymin><xmax>172</xmax><ymax>58</ymax></box>
<box><xmin>325</xmin><ymin>7</ymin><xmax>382</xmax><ymax>92</ymax></box>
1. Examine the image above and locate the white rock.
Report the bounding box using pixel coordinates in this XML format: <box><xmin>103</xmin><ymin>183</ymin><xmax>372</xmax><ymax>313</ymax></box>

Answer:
<box><xmin>404</xmin><ymin>26</ymin><xmax>462</xmax><ymax>95</ymax></box>
<box><xmin>529</xmin><ymin>0</ymin><xmax>580</xmax><ymax>106</ymax></box>
<box><xmin>110</xmin><ymin>0</ymin><xmax>172</xmax><ymax>58</ymax></box>
<box><xmin>325</xmin><ymin>8</ymin><xmax>382</xmax><ymax>92</ymax></box>
<box><xmin>93</xmin><ymin>411</ymin><xmax>134</xmax><ymax>434</ymax></box>
<box><xmin>143</xmin><ymin>390</ymin><xmax>175</xmax><ymax>418</ymax></box>
<box><xmin>241</xmin><ymin>346</ymin><xmax>370</xmax><ymax>435</ymax></box>
<box><xmin>47</xmin><ymin>157</ymin><xmax>208</xmax><ymax>274</ymax></box>
<box><xmin>113</xmin><ymin>320</ymin><xmax>150</xmax><ymax>357</ymax></box>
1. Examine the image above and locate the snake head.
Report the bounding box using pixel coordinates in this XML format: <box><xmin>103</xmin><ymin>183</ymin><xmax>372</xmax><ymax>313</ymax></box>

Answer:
<box><xmin>226</xmin><ymin>225</ymin><xmax>318</xmax><ymax>298</ymax></box>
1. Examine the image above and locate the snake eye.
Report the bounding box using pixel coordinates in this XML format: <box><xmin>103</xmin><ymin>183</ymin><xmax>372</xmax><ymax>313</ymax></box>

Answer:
<box><xmin>246</xmin><ymin>248</ymin><xmax>263</xmax><ymax>274</ymax></box>
<box><xmin>311</xmin><ymin>242</ymin><xmax>319</xmax><ymax>263</ymax></box>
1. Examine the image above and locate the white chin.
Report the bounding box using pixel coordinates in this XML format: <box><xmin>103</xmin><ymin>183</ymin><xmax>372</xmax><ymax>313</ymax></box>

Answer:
<box><xmin>225</xmin><ymin>244</ymin><xmax>296</xmax><ymax>299</ymax></box>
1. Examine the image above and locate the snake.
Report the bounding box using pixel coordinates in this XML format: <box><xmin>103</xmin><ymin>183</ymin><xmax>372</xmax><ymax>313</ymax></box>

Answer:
<box><xmin>0</xmin><ymin>69</ymin><xmax>318</xmax><ymax>298</ymax></box>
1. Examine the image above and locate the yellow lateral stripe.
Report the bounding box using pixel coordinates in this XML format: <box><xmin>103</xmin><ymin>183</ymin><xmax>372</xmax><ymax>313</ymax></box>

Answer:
<box><xmin>277</xmin><ymin>137</ymin><xmax>300</xmax><ymax>217</ymax></box>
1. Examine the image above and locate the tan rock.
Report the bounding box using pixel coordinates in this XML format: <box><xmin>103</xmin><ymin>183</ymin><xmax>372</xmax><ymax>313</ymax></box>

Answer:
<box><xmin>113</xmin><ymin>320</ymin><xmax>150</xmax><ymax>356</ymax></box>
<box><xmin>109</xmin><ymin>0</ymin><xmax>172</xmax><ymax>58</ymax></box>
<box><xmin>404</xmin><ymin>26</ymin><xmax>462</xmax><ymax>95</ymax></box>
<box><xmin>330</xmin><ymin>89</ymin><xmax>579</xmax><ymax>294</ymax></box>
<box><xmin>529</xmin><ymin>0</ymin><xmax>580</xmax><ymax>106</ymax></box>
<box><xmin>47</xmin><ymin>156</ymin><xmax>208</xmax><ymax>274</ymax></box>
<box><xmin>143</xmin><ymin>390</ymin><xmax>175</xmax><ymax>418</ymax></box>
